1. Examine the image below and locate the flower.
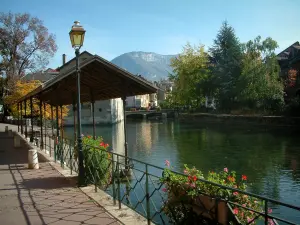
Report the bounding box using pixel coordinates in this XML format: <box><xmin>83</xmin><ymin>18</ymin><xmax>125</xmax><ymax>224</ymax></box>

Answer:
<box><xmin>233</xmin><ymin>208</ymin><xmax>239</xmax><ymax>215</ymax></box>
<box><xmin>268</xmin><ymin>208</ymin><xmax>272</xmax><ymax>214</ymax></box>
<box><xmin>190</xmin><ymin>183</ymin><xmax>196</xmax><ymax>188</ymax></box>
<box><xmin>162</xmin><ymin>188</ymin><xmax>167</xmax><ymax>192</ymax></box>
<box><xmin>227</xmin><ymin>176</ymin><xmax>235</xmax><ymax>182</ymax></box>
<box><xmin>161</xmin><ymin>165</ymin><xmax>258</xmax><ymax>225</ymax></box>
<box><xmin>87</xmin><ymin>135</ymin><xmax>91</xmax><ymax>139</ymax></box>
<box><xmin>247</xmin><ymin>217</ymin><xmax>254</xmax><ymax>224</ymax></box>
<box><xmin>193</xmin><ymin>175</ymin><xmax>197</xmax><ymax>181</ymax></box>
<box><xmin>165</xmin><ymin>160</ymin><xmax>170</xmax><ymax>167</ymax></box>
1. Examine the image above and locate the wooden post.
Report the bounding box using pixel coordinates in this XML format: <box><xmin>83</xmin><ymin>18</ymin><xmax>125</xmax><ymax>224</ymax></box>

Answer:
<box><xmin>20</xmin><ymin>102</ymin><xmax>23</xmax><ymax>135</ymax></box>
<box><xmin>122</xmin><ymin>96</ymin><xmax>129</xmax><ymax>169</ymax></box>
<box><xmin>24</xmin><ymin>99</ymin><xmax>27</xmax><ymax>138</ymax></box>
<box><xmin>72</xmin><ymin>101</ymin><xmax>76</xmax><ymax>145</ymax></box>
<box><xmin>39</xmin><ymin>100</ymin><xmax>43</xmax><ymax>150</ymax></box>
<box><xmin>30</xmin><ymin>97</ymin><xmax>34</xmax><ymax>142</ymax></box>
<box><xmin>44</xmin><ymin>102</ymin><xmax>47</xmax><ymax>151</ymax></box>
<box><xmin>17</xmin><ymin>103</ymin><xmax>20</xmax><ymax>133</ymax></box>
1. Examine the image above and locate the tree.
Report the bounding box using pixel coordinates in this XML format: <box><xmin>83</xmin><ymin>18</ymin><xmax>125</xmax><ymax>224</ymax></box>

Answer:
<box><xmin>170</xmin><ymin>43</ymin><xmax>211</xmax><ymax>107</ymax></box>
<box><xmin>4</xmin><ymin>80</ymin><xmax>69</xmax><ymax>123</ymax></box>
<box><xmin>238</xmin><ymin>36</ymin><xmax>284</xmax><ymax>112</ymax></box>
<box><xmin>209</xmin><ymin>21</ymin><xmax>243</xmax><ymax>110</ymax></box>
<box><xmin>0</xmin><ymin>12</ymin><xmax>57</xmax><ymax>92</ymax></box>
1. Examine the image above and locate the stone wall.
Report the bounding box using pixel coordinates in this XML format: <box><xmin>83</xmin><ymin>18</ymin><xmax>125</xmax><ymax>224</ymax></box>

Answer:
<box><xmin>179</xmin><ymin>113</ymin><xmax>300</xmax><ymax>127</ymax></box>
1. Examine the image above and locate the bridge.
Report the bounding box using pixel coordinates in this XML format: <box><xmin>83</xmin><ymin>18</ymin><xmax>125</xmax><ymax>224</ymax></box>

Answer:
<box><xmin>125</xmin><ymin>109</ymin><xmax>177</xmax><ymax>119</ymax></box>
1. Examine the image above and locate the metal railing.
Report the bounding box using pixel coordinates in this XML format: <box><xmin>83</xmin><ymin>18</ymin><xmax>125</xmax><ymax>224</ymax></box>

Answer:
<box><xmin>40</xmin><ymin>137</ymin><xmax>300</xmax><ymax>225</ymax></box>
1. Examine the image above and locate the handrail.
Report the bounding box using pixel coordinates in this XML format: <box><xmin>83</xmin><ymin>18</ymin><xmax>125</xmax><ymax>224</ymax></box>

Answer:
<box><xmin>40</xmin><ymin>136</ymin><xmax>300</xmax><ymax>225</ymax></box>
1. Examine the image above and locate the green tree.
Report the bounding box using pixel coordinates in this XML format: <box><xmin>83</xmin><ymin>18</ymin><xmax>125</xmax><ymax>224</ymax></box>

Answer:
<box><xmin>209</xmin><ymin>21</ymin><xmax>243</xmax><ymax>111</ymax></box>
<box><xmin>170</xmin><ymin>43</ymin><xmax>211</xmax><ymax>107</ymax></box>
<box><xmin>238</xmin><ymin>36</ymin><xmax>284</xmax><ymax>112</ymax></box>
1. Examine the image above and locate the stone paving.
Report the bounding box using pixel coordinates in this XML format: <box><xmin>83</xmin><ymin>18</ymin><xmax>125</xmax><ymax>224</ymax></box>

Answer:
<box><xmin>0</xmin><ymin>124</ymin><xmax>121</xmax><ymax>225</ymax></box>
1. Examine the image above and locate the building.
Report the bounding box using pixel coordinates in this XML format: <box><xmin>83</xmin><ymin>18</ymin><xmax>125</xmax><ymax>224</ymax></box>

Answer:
<box><xmin>125</xmin><ymin>75</ymin><xmax>158</xmax><ymax>108</ymax></box>
<box><xmin>277</xmin><ymin>42</ymin><xmax>300</xmax><ymax>101</ymax></box>
<box><xmin>154</xmin><ymin>79</ymin><xmax>174</xmax><ymax>104</ymax></box>
<box><xmin>23</xmin><ymin>51</ymin><xmax>123</xmax><ymax>125</ymax></box>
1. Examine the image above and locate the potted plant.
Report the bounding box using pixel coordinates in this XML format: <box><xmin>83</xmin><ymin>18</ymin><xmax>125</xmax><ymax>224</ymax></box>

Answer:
<box><xmin>161</xmin><ymin>161</ymin><xmax>273</xmax><ymax>224</ymax></box>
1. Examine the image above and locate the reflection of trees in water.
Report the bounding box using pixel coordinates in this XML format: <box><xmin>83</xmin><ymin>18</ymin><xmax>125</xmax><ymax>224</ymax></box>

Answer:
<box><xmin>172</xmin><ymin>123</ymin><xmax>289</xmax><ymax>198</ymax></box>
<box><xmin>282</xmin><ymin>137</ymin><xmax>300</xmax><ymax>183</ymax></box>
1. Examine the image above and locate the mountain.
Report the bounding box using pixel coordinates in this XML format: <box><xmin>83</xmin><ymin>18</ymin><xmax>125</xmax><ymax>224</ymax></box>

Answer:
<box><xmin>110</xmin><ymin>51</ymin><xmax>177</xmax><ymax>81</ymax></box>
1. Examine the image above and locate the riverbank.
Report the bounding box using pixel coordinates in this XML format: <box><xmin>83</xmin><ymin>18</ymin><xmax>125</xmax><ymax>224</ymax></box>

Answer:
<box><xmin>178</xmin><ymin>112</ymin><xmax>300</xmax><ymax>127</ymax></box>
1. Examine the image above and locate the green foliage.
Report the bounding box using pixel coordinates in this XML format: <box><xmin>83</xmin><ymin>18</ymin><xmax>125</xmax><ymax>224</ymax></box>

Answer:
<box><xmin>169</xmin><ymin>43</ymin><xmax>212</xmax><ymax>107</ymax></box>
<box><xmin>209</xmin><ymin>21</ymin><xmax>243</xmax><ymax>110</ymax></box>
<box><xmin>81</xmin><ymin>135</ymin><xmax>111</xmax><ymax>186</ymax></box>
<box><xmin>167</xmin><ymin>21</ymin><xmax>285</xmax><ymax>115</ymax></box>
<box><xmin>238</xmin><ymin>36</ymin><xmax>284</xmax><ymax>112</ymax></box>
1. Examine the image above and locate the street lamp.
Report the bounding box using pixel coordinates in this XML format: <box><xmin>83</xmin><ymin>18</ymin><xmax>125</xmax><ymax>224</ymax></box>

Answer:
<box><xmin>69</xmin><ymin>21</ymin><xmax>86</xmax><ymax>185</ymax></box>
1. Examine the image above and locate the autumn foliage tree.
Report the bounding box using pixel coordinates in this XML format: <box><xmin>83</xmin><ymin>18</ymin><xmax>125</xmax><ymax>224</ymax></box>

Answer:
<box><xmin>0</xmin><ymin>12</ymin><xmax>57</xmax><ymax>84</ymax></box>
<box><xmin>4</xmin><ymin>80</ymin><xmax>69</xmax><ymax>124</ymax></box>
<box><xmin>0</xmin><ymin>12</ymin><xmax>57</xmax><ymax>118</ymax></box>
<box><xmin>285</xmin><ymin>69</ymin><xmax>298</xmax><ymax>88</ymax></box>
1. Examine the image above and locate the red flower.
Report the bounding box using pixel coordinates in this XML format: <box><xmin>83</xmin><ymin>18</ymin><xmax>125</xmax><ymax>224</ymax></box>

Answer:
<box><xmin>233</xmin><ymin>208</ymin><xmax>239</xmax><ymax>215</ymax></box>
<box><xmin>242</xmin><ymin>175</ymin><xmax>247</xmax><ymax>181</ymax></box>
<box><xmin>87</xmin><ymin>135</ymin><xmax>91</xmax><ymax>139</ymax></box>
<box><xmin>193</xmin><ymin>175</ymin><xmax>197</xmax><ymax>181</ymax></box>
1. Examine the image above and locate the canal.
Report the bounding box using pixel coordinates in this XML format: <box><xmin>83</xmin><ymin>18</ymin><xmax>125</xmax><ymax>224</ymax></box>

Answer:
<box><xmin>64</xmin><ymin>119</ymin><xmax>300</xmax><ymax>222</ymax></box>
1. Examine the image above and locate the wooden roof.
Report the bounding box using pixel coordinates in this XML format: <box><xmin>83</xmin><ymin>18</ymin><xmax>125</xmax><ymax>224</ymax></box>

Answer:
<box><xmin>18</xmin><ymin>53</ymin><xmax>157</xmax><ymax>106</ymax></box>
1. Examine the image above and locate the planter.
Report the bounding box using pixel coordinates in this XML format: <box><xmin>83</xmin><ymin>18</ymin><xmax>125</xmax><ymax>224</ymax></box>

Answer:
<box><xmin>167</xmin><ymin>191</ymin><xmax>232</xmax><ymax>225</ymax></box>
<box><xmin>192</xmin><ymin>195</ymin><xmax>228</xmax><ymax>225</ymax></box>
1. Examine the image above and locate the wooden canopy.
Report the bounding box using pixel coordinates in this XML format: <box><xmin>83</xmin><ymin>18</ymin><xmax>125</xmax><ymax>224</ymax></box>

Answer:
<box><xmin>18</xmin><ymin>53</ymin><xmax>157</xmax><ymax>105</ymax></box>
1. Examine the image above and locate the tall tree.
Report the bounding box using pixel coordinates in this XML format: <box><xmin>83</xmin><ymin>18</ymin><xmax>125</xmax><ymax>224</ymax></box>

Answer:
<box><xmin>170</xmin><ymin>43</ymin><xmax>211</xmax><ymax>107</ymax></box>
<box><xmin>209</xmin><ymin>21</ymin><xmax>243</xmax><ymax>110</ymax></box>
<box><xmin>0</xmin><ymin>12</ymin><xmax>57</xmax><ymax>92</ymax></box>
<box><xmin>238</xmin><ymin>36</ymin><xmax>284</xmax><ymax>112</ymax></box>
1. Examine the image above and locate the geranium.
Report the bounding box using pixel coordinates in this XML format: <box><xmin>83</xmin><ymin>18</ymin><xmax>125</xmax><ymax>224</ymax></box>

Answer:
<box><xmin>79</xmin><ymin>135</ymin><xmax>111</xmax><ymax>186</ymax></box>
<box><xmin>165</xmin><ymin>160</ymin><xmax>170</xmax><ymax>167</ymax></box>
<box><xmin>160</xmin><ymin>162</ymin><xmax>273</xmax><ymax>224</ymax></box>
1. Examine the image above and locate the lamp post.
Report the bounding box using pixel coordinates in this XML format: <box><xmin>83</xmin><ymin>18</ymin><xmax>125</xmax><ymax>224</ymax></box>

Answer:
<box><xmin>69</xmin><ymin>21</ymin><xmax>86</xmax><ymax>185</ymax></box>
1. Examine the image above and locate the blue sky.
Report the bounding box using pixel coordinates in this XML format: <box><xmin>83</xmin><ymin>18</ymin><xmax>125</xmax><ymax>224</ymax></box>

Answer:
<box><xmin>2</xmin><ymin>0</ymin><xmax>299</xmax><ymax>68</ymax></box>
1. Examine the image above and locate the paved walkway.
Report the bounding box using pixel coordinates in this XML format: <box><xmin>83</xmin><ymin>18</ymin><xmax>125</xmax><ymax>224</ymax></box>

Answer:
<box><xmin>0</xmin><ymin>124</ymin><xmax>120</xmax><ymax>225</ymax></box>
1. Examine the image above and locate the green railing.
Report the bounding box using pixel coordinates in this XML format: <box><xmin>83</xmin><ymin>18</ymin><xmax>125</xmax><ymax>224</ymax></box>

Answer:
<box><xmin>42</xmin><ymin>137</ymin><xmax>300</xmax><ymax>225</ymax></box>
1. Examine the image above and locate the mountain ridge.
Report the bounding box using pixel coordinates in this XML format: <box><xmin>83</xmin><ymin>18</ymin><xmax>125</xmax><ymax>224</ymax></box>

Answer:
<box><xmin>110</xmin><ymin>51</ymin><xmax>177</xmax><ymax>81</ymax></box>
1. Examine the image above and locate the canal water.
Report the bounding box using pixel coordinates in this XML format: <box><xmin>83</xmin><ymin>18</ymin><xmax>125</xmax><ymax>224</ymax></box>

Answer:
<box><xmin>64</xmin><ymin>120</ymin><xmax>300</xmax><ymax>223</ymax></box>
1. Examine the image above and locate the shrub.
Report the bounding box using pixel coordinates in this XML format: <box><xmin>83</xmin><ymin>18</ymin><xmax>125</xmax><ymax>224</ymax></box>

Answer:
<box><xmin>81</xmin><ymin>135</ymin><xmax>111</xmax><ymax>186</ymax></box>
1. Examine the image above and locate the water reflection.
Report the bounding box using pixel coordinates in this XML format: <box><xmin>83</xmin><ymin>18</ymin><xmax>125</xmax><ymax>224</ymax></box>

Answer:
<box><xmin>64</xmin><ymin>120</ymin><xmax>300</xmax><ymax>208</ymax></box>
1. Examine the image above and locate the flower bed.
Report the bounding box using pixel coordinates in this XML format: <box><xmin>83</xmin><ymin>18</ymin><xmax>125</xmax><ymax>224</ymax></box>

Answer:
<box><xmin>81</xmin><ymin>135</ymin><xmax>111</xmax><ymax>186</ymax></box>
<box><xmin>161</xmin><ymin>160</ymin><xmax>273</xmax><ymax>224</ymax></box>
